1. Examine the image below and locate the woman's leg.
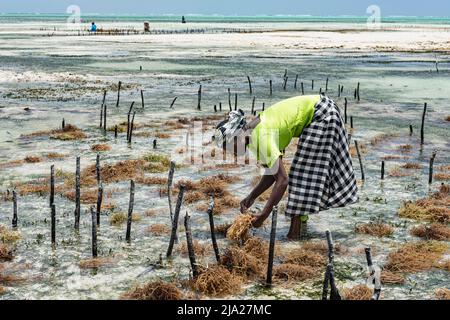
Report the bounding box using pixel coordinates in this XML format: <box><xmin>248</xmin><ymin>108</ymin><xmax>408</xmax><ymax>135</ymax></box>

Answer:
<box><xmin>287</xmin><ymin>215</ymin><xmax>308</xmax><ymax>240</ymax></box>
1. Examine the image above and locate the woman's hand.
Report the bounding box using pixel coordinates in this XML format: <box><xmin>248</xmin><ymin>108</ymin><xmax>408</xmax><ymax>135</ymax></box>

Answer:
<box><xmin>252</xmin><ymin>213</ymin><xmax>269</xmax><ymax>228</ymax></box>
<box><xmin>240</xmin><ymin>196</ymin><xmax>255</xmax><ymax>213</ymax></box>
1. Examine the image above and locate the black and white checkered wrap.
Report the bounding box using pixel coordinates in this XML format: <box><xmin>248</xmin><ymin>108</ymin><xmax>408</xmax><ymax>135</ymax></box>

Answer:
<box><xmin>285</xmin><ymin>95</ymin><xmax>358</xmax><ymax>216</ymax></box>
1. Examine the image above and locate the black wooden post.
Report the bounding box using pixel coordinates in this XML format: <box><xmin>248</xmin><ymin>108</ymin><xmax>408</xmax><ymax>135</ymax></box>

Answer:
<box><xmin>125</xmin><ymin>180</ymin><xmax>135</xmax><ymax>243</ymax></box>
<box><xmin>167</xmin><ymin>161</ymin><xmax>176</xmax><ymax>222</ymax></box>
<box><xmin>12</xmin><ymin>190</ymin><xmax>18</xmax><ymax>228</ymax></box>
<box><xmin>96</xmin><ymin>154</ymin><xmax>101</xmax><ymax>186</ymax></box>
<box><xmin>326</xmin><ymin>77</ymin><xmax>329</xmax><ymax>91</ymax></box>
<box><xmin>166</xmin><ymin>185</ymin><xmax>185</xmax><ymax>257</ymax></box>
<box><xmin>344</xmin><ymin>98</ymin><xmax>348</xmax><ymax>124</ymax></box>
<box><xmin>74</xmin><ymin>156</ymin><xmax>81</xmax><ymax>230</ymax></box>
<box><xmin>51</xmin><ymin>203</ymin><xmax>56</xmax><ymax>247</ymax></box>
<box><xmin>206</xmin><ymin>197</ymin><xmax>220</xmax><ymax>263</ymax></box>
<box><xmin>429</xmin><ymin>151</ymin><xmax>437</xmax><ymax>184</ymax></box>
<box><xmin>234</xmin><ymin>93</ymin><xmax>237</xmax><ymax>111</ymax></box>
<box><xmin>141</xmin><ymin>90</ymin><xmax>144</xmax><ymax>109</ymax></box>
<box><xmin>354</xmin><ymin>140</ymin><xmax>365</xmax><ymax>181</ymax></box>
<box><xmin>247</xmin><ymin>76</ymin><xmax>252</xmax><ymax>94</ymax></box>
<box><xmin>251</xmin><ymin>96</ymin><xmax>255</xmax><ymax>114</ymax></box>
<box><xmin>301</xmin><ymin>82</ymin><xmax>304</xmax><ymax>95</ymax></box>
<box><xmin>266</xmin><ymin>206</ymin><xmax>278</xmax><ymax>287</ymax></box>
<box><xmin>294</xmin><ymin>74</ymin><xmax>298</xmax><ymax>89</ymax></box>
<box><xmin>269</xmin><ymin>80</ymin><xmax>272</xmax><ymax>96</ymax></box>
<box><xmin>116</xmin><ymin>81</ymin><xmax>121</xmax><ymax>107</ymax></box>
<box><xmin>228</xmin><ymin>88</ymin><xmax>232</xmax><ymax>111</ymax></box>
<box><xmin>91</xmin><ymin>206</ymin><xmax>98</xmax><ymax>257</ymax></box>
<box><xmin>170</xmin><ymin>97</ymin><xmax>178</xmax><ymax>109</ymax></box>
<box><xmin>184</xmin><ymin>212</ymin><xmax>198</xmax><ymax>278</ymax></box>
<box><xmin>381</xmin><ymin>161</ymin><xmax>385</xmax><ymax>180</ymax></box>
<box><xmin>126</xmin><ymin>102</ymin><xmax>135</xmax><ymax>141</ymax></box>
<box><xmin>50</xmin><ymin>165</ymin><xmax>55</xmax><ymax>207</ymax></box>
<box><xmin>128</xmin><ymin>111</ymin><xmax>136</xmax><ymax>143</ymax></box>
<box><xmin>103</xmin><ymin>104</ymin><xmax>107</xmax><ymax>132</ymax></box>
<box><xmin>96</xmin><ymin>184</ymin><xmax>103</xmax><ymax>226</ymax></box>
<box><xmin>197</xmin><ymin>85</ymin><xmax>202</xmax><ymax>110</ymax></box>
<box><xmin>421</xmin><ymin>103</ymin><xmax>427</xmax><ymax>145</ymax></box>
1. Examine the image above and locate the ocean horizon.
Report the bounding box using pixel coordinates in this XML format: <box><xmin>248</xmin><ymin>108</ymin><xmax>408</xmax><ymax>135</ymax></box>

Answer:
<box><xmin>1</xmin><ymin>13</ymin><xmax>449</xmax><ymax>24</ymax></box>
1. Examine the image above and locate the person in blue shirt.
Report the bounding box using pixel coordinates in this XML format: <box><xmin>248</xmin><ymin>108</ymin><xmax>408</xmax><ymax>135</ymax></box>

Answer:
<box><xmin>90</xmin><ymin>22</ymin><xmax>97</xmax><ymax>32</ymax></box>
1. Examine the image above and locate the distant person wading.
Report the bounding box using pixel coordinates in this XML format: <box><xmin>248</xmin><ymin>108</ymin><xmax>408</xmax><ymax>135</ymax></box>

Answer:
<box><xmin>215</xmin><ymin>94</ymin><xmax>358</xmax><ymax>240</ymax></box>
<box><xmin>90</xmin><ymin>22</ymin><xmax>97</xmax><ymax>33</ymax></box>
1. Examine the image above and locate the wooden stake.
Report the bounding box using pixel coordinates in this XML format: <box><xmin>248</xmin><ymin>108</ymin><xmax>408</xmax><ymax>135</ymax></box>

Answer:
<box><xmin>125</xmin><ymin>180</ymin><xmax>135</xmax><ymax>243</ymax></box>
<box><xmin>326</xmin><ymin>77</ymin><xmax>329</xmax><ymax>91</ymax></box>
<box><xmin>354</xmin><ymin>140</ymin><xmax>365</xmax><ymax>181</ymax></box>
<box><xmin>197</xmin><ymin>85</ymin><xmax>202</xmax><ymax>110</ymax></box>
<box><xmin>167</xmin><ymin>185</ymin><xmax>185</xmax><ymax>257</ymax></box>
<box><xmin>12</xmin><ymin>190</ymin><xmax>17</xmax><ymax>228</ymax></box>
<box><xmin>140</xmin><ymin>90</ymin><xmax>144</xmax><ymax>109</ymax></box>
<box><xmin>116</xmin><ymin>81</ymin><xmax>121</xmax><ymax>107</ymax></box>
<box><xmin>338</xmin><ymin>85</ymin><xmax>341</xmax><ymax>98</ymax></box>
<box><xmin>206</xmin><ymin>197</ymin><xmax>220</xmax><ymax>263</ymax></box>
<box><xmin>234</xmin><ymin>93</ymin><xmax>237</xmax><ymax>111</ymax></box>
<box><xmin>262</xmin><ymin>102</ymin><xmax>265</xmax><ymax>112</ymax></box>
<box><xmin>51</xmin><ymin>203</ymin><xmax>56</xmax><ymax>247</ymax></box>
<box><xmin>429</xmin><ymin>151</ymin><xmax>437</xmax><ymax>184</ymax></box>
<box><xmin>344</xmin><ymin>98</ymin><xmax>348</xmax><ymax>124</ymax></box>
<box><xmin>325</xmin><ymin>230</ymin><xmax>341</xmax><ymax>300</ymax></box>
<box><xmin>214</xmin><ymin>105</ymin><xmax>217</xmax><ymax>112</ymax></box>
<box><xmin>294</xmin><ymin>75</ymin><xmax>298</xmax><ymax>89</ymax></box>
<box><xmin>381</xmin><ymin>161</ymin><xmax>385</xmax><ymax>180</ymax></box>
<box><xmin>62</xmin><ymin>118</ymin><xmax>65</xmax><ymax>130</ymax></box>
<box><xmin>170</xmin><ymin>97</ymin><xmax>178</xmax><ymax>109</ymax></box>
<box><xmin>153</xmin><ymin>139</ymin><xmax>157</xmax><ymax>149</ymax></box>
<box><xmin>247</xmin><ymin>76</ymin><xmax>252</xmax><ymax>94</ymax></box>
<box><xmin>128</xmin><ymin>111</ymin><xmax>136</xmax><ymax>143</ymax></box>
<box><xmin>228</xmin><ymin>88</ymin><xmax>232</xmax><ymax>111</ymax></box>
<box><xmin>283</xmin><ymin>76</ymin><xmax>288</xmax><ymax>91</ymax></box>
<box><xmin>127</xmin><ymin>102</ymin><xmax>135</xmax><ymax>141</ymax></box>
<box><xmin>50</xmin><ymin>165</ymin><xmax>55</xmax><ymax>207</ymax></box>
<box><xmin>96</xmin><ymin>154</ymin><xmax>101</xmax><ymax>186</ymax></box>
<box><xmin>251</xmin><ymin>97</ymin><xmax>255</xmax><ymax>114</ymax></box>
<box><xmin>96</xmin><ymin>184</ymin><xmax>103</xmax><ymax>226</ymax></box>
<box><xmin>167</xmin><ymin>161</ymin><xmax>176</xmax><ymax>222</ymax></box>
<box><xmin>409</xmin><ymin>124</ymin><xmax>413</xmax><ymax>136</ymax></box>
<box><xmin>421</xmin><ymin>103</ymin><xmax>427</xmax><ymax>145</ymax></box>
<box><xmin>357</xmin><ymin>82</ymin><xmax>360</xmax><ymax>101</ymax></box>
<box><xmin>91</xmin><ymin>206</ymin><xmax>98</xmax><ymax>257</ymax></box>
<box><xmin>100</xmin><ymin>102</ymin><xmax>103</xmax><ymax>128</ymax></box>
<box><xmin>103</xmin><ymin>104</ymin><xmax>107</xmax><ymax>132</ymax></box>
<box><xmin>219</xmin><ymin>102</ymin><xmax>222</xmax><ymax>111</ymax></box>
<box><xmin>350</xmin><ymin>116</ymin><xmax>354</xmax><ymax>129</ymax></box>
<box><xmin>74</xmin><ymin>156</ymin><xmax>81</xmax><ymax>230</ymax></box>
<box><xmin>269</xmin><ymin>80</ymin><xmax>272</xmax><ymax>96</ymax></box>
<box><xmin>266</xmin><ymin>206</ymin><xmax>278</xmax><ymax>287</ymax></box>
<box><xmin>184</xmin><ymin>212</ymin><xmax>198</xmax><ymax>278</ymax></box>
<box><xmin>301</xmin><ymin>82</ymin><xmax>304</xmax><ymax>95</ymax></box>
<box><xmin>114</xmin><ymin>125</ymin><xmax>118</xmax><ymax>138</ymax></box>
<box><xmin>322</xmin><ymin>263</ymin><xmax>332</xmax><ymax>300</ymax></box>
<box><xmin>311</xmin><ymin>79</ymin><xmax>314</xmax><ymax>90</ymax></box>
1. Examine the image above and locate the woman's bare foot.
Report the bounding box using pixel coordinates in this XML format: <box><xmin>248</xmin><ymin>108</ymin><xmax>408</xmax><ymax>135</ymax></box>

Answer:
<box><xmin>287</xmin><ymin>216</ymin><xmax>301</xmax><ymax>240</ymax></box>
<box><xmin>287</xmin><ymin>216</ymin><xmax>308</xmax><ymax>240</ymax></box>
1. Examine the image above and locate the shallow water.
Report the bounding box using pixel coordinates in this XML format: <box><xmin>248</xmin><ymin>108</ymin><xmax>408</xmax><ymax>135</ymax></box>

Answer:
<box><xmin>0</xmin><ymin>18</ymin><xmax>449</xmax><ymax>300</ymax></box>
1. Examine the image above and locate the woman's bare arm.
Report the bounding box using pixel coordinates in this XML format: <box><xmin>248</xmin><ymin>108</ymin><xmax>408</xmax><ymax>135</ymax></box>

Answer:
<box><xmin>252</xmin><ymin>158</ymin><xmax>288</xmax><ymax>227</ymax></box>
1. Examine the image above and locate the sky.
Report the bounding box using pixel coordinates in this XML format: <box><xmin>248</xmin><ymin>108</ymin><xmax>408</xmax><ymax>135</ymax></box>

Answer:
<box><xmin>0</xmin><ymin>0</ymin><xmax>449</xmax><ymax>16</ymax></box>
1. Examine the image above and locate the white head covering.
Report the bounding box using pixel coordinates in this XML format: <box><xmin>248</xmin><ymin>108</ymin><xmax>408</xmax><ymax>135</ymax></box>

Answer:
<box><xmin>214</xmin><ymin>109</ymin><xmax>247</xmax><ymax>148</ymax></box>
